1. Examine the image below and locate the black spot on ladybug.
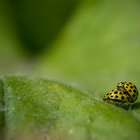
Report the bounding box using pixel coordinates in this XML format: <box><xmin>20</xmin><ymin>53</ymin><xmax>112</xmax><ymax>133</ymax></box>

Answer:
<box><xmin>115</xmin><ymin>95</ymin><xmax>118</xmax><ymax>98</ymax></box>
<box><xmin>114</xmin><ymin>91</ymin><xmax>118</xmax><ymax>94</ymax></box>
<box><xmin>121</xmin><ymin>96</ymin><xmax>124</xmax><ymax>100</ymax></box>
<box><xmin>129</xmin><ymin>89</ymin><xmax>132</xmax><ymax>92</ymax></box>
<box><xmin>126</xmin><ymin>86</ymin><xmax>128</xmax><ymax>88</ymax></box>
<box><xmin>126</xmin><ymin>84</ymin><xmax>129</xmax><ymax>86</ymax></box>
<box><xmin>124</xmin><ymin>91</ymin><xmax>128</xmax><ymax>94</ymax></box>
<box><xmin>109</xmin><ymin>93</ymin><xmax>112</xmax><ymax>95</ymax></box>
<box><xmin>110</xmin><ymin>95</ymin><xmax>113</xmax><ymax>98</ymax></box>
<box><xmin>112</xmin><ymin>89</ymin><xmax>114</xmax><ymax>92</ymax></box>
<box><xmin>133</xmin><ymin>89</ymin><xmax>136</xmax><ymax>93</ymax></box>
<box><xmin>107</xmin><ymin>93</ymin><xmax>109</xmax><ymax>95</ymax></box>
<box><xmin>130</xmin><ymin>86</ymin><xmax>133</xmax><ymax>89</ymax></box>
<box><xmin>119</xmin><ymin>92</ymin><xmax>122</xmax><ymax>95</ymax></box>
<box><xmin>132</xmin><ymin>94</ymin><xmax>135</xmax><ymax>97</ymax></box>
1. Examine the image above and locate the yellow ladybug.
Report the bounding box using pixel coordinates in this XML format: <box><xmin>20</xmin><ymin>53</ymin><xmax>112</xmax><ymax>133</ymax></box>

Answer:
<box><xmin>117</xmin><ymin>82</ymin><xmax>138</xmax><ymax>103</ymax></box>
<box><xmin>103</xmin><ymin>88</ymin><xmax>131</xmax><ymax>103</ymax></box>
<box><xmin>103</xmin><ymin>81</ymin><xmax>138</xmax><ymax>105</ymax></box>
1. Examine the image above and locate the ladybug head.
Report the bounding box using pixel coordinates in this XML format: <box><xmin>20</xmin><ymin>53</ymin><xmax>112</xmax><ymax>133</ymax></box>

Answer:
<box><xmin>117</xmin><ymin>82</ymin><xmax>125</xmax><ymax>90</ymax></box>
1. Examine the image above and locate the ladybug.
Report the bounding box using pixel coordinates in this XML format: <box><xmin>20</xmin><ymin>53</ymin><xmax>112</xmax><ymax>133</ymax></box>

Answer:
<box><xmin>103</xmin><ymin>88</ymin><xmax>131</xmax><ymax>103</ymax></box>
<box><xmin>117</xmin><ymin>82</ymin><xmax>138</xmax><ymax>103</ymax></box>
<box><xmin>103</xmin><ymin>82</ymin><xmax>138</xmax><ymax>105</ymax></box>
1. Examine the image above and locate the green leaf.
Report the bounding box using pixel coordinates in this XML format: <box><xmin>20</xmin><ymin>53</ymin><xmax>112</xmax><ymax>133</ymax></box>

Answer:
<box><xmin>0</xmin><ymin>75</ymin><xmax>140</xmax><ymax>140</ymax></box>
<box><xmin>0</xmin><ymin>79</ymin><xmax>5</xmax><ymax>139</ymax></box>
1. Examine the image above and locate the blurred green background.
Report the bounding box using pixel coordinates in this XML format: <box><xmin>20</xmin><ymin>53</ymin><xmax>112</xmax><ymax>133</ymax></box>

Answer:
<box><xmin>0</xmin><ymin>0</ymin><xmax>140</xmax><ymax>92</ymax></box>
<box><xmin>0</xmin><ymin>0</ymin><xmax>80</xmax><ymax>72</ymax></box>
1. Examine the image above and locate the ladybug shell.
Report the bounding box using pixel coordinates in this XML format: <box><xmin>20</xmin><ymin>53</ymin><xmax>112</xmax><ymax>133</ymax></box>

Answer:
<box><xmin>117</xmin><ymin>82</ymin><xmax>138</xmax><ymax>103</ymax></box>
<box><xmin>103</xmin><ymin>88</ymin><xmax>131</xmax><ymax>103</ymax></box>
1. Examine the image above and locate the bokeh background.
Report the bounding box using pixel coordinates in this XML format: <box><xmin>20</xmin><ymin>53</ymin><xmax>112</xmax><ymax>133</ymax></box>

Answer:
<box><xmin>0</xmin><ymin>0</ymin><xmax>140</xmax><ymax>93</ymax></box>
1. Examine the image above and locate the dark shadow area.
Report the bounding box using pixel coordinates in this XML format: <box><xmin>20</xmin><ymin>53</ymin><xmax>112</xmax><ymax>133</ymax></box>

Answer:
<box><xmin>8</xmin><ymin>0</ymin><xmax>81</xmax><ymax>56</ymax></box>
<box><xmin>132</xmin><ymin>102</ymin><xmax>140</xmax><ymax>110</ymax></box>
